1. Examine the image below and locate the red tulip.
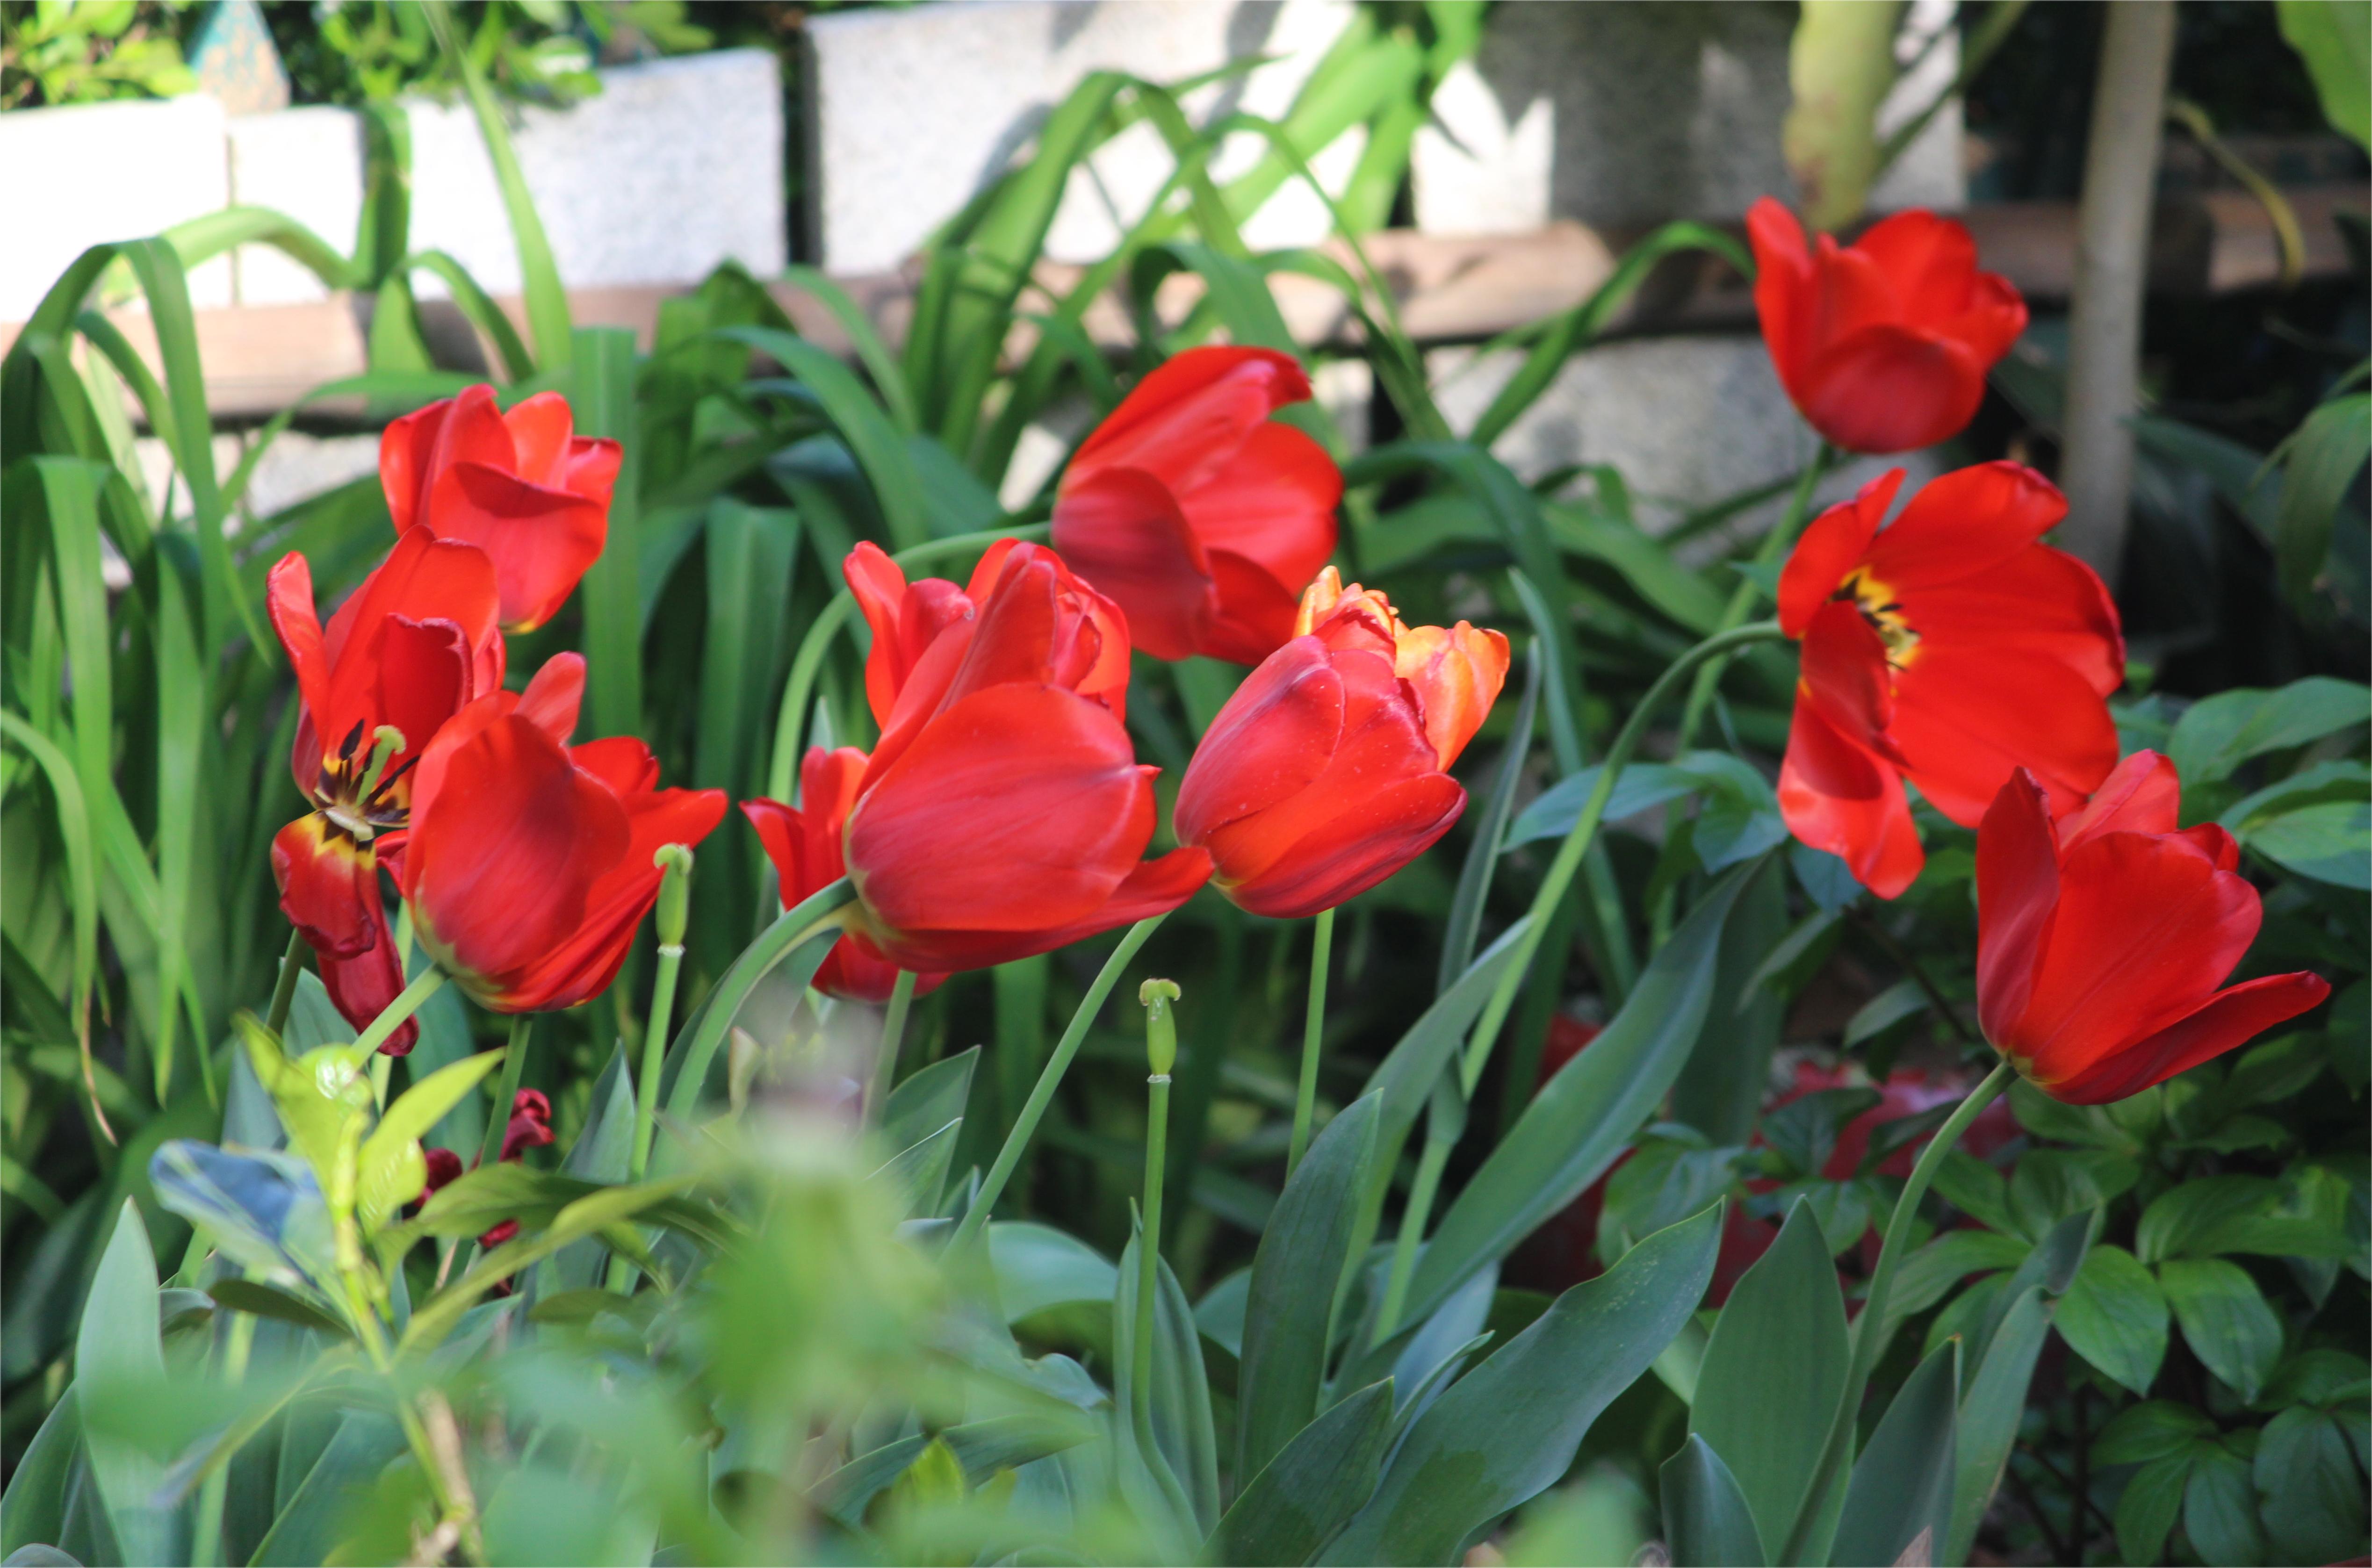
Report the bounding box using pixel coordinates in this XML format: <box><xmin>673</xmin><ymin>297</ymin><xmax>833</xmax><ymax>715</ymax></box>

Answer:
<box><xmin>382</xmin><ymin>385</ymin><xmax>620</xmax><ymax>633</ymax></box>
<box><xmin>1975</xmin><ymin>753</ymin><xmax>2329</xmax><ymax>1105</ymax></box>
<box><xmin>1747</xmin><ymin>200</ymin><xmax>2027</xmax><ymax>454</ymax></box>
<box><xmin>267</xmin><ymin>530</ymin><xmax>507</xmax><ymax>1050</ymax></box>
<box><xmin>413</xmin><ymin>1089</ymin><xmax>555</xmax><ymax>1264</ymax></box>
<box><xmin>1052</xmin><ymin>346</ymin><xmax>1341</xmax><ymax>664</ymax></box>
<box><xmin>836</xmin><ymin>541</ymin><xmax>1211</xmax><ymax>970</ymax></box>
<box><xmin>743</xmin><ymin>747</ymin><xmax>946</xmax><ymax>1003</ymax></box>
<box><xmin>1775</xmin><ymin>462</ymin><xmax>2123</xmax><ymax>898</ymax></box>
<box><xmin>395</xmin><ymin>654</ymin><xmax>726</xmax><ymax>1013</ymax></box>
<box><xmin>1174</xmin><ymin>569</ymin><xmax>1510</xmax><ymax>919</ymax></box>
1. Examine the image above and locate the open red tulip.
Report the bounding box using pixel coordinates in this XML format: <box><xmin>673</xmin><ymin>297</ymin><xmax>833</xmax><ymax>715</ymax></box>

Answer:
<box><xmin>836</xmin><ymin>541</ymin><xmax>1211</xmax><ymax>970</ymax></box>
<box><xmin>1976</xmin><ymin>754</ymin><xmax>2329</xmax><ymax>1104</ymax></box>
<box><xmin>1052</xmin><ymin>345</ymin><xmax>1341</xmax><ymax>664</ymax></box>
<box><xmin>1775</xmin><ymin>462</ymin><xmax>2123</xmax><ymax>899</ymax></box>
<box><xmin>395</xmin><ymin>653</ymin><xmax>726</xmax><ymax>1013</ymax></box>
<box><xmin>382</xmin><ymin>385</ymin><xmax>620</xmax><ymax>633</ymax></box>
<box><xmin>1175</xmin><ymin>569</ymin><xmax>1510</xmax><ymax>918</ymax></box>
<box><xmin>267</xmin><ymin>530</ymin><xmax>507</xmax><ymax>1050</ymax></box>
<box><xmin>743</xmin><ymin>747</ymin><xmax>946</xmax><ymax>1003</ymax></box>
<box><xmin>1747</xmin><ymin>200</ymin><xmax>2027</xmax><ymax>455</ymax></box>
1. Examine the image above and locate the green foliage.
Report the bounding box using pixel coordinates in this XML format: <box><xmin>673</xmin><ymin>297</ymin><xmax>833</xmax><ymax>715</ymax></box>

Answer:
<box><xmin>0</xmin><ymin>0</ymin><xmax>194</xmax><ymax>110</ymax></box>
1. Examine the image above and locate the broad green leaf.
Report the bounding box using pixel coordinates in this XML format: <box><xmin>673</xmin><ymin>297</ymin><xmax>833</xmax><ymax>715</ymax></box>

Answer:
<box><xmin>570</xmin><ymin>326</ymin><xmax>641</xmax><ymax>737</ymax></box>
<box><xmin>1363</xmin><ymin>916</ymin><xmax>1535</xmax><ymax>1161</ymax></box>
<box><xmin>206</xmin><ymin>1280</ymin><xmax>353</xmax><ymax>1341</ymax></box>
<box><xmin>1671</xmin><ymin>856</ymin><xmax>1787</xmax><ymax>1146</ymax></box>
<box><xmin>2278</xmin><ymin>0</ymin><xmax>2371</xmax><ymax>149</ymax></box>
<box><xmin>0</xmin><ymin>1382</ymin><xmax>79</xmax><ymax>1557</ymax></box>
<box><xmin>2243</xmin><ymin>800</ymin><xmax>2372</xmax><ymax>888</ymax></box>
<box><xmin>2137</xmin><ymin>1172</ymin><xmax>2352</xmax><ymax>1262</ymax></box>
<box><xmin>1658</xmin><ymin>1434</ymin><xmax>1764</xmax><ymax>1568</ymax></box>
<box><xmin>868</xmin><ymin>1119</ymin><xmax>960</xmax><ymax>1220</ymax></box>
<box><xmin>1323</xmin><ymin>1205</ymin><xmax>1721</xmax><ymax>1566</ymax></box>
<box><xmin>355</xmin><ymin>1047</ymin><xmax>505</xmax><ymax>1234</ymax></box>
<box><xmin>149</xmin><ymin>1141</ymin><xmax>339</xmax><ymax>1302</ymax></box>
<box><xmin>2160</xmin><ymin>1258</ymin><xmax>2284</xmax><ymax>1402</ymax></box>
<box><xmin>885</xmin><ymin>1046</ymin><xmax>980</xmax><ymax>1158</ymax></box>
<box><xmin>2166</xmin><ymin>677</ymin><xmax>2371</xmax><ymax>785</ymax></box>
<box><xmin>1689</xmin><ymin>1200</ymin><xmax>1849</xmax><ymax>1557</ymax></box>
<box><xmin>2183</xmin><ymin>1436</ymin><xmax>2268</xmax><ymax>1567</ymax></box>
<box><xmin>75</xmin><ymin>1201</ymin><xmax>174</xmax><ymax>1567</ymax></box>
<box><xmin>2255</xmin><ymin>1406</ymin><xmax>2368</xmax><ymax>1565</ymax></box>
<box><xmin>1403</xmin><ymin>868</ymin><xmax>1750</xmax><ymax>1326</ymax></box>
<box><xmin>2092</xmin><ymin>1400</ymin><xmax>2216</xmax><ymax>1467</ymax></box>
<box><xmin>1886</xmin><ymin>1228</ymin><xmax>2030</xmax><ymax>1327</ymax></box>
<box><xmin>1947</xmin><ymin>1285</ymin><xmax>2053</xmax><ymax>1566</ymax></box>
<box><xmin>1114</xmin><ymin>1225</ymin><xmax>1220</xmax><ymax>1534</ymax></box>
<box><xmin>2272</xmin><ymin>392</ymin><xmax>2371</xmax><ymax>611</ymax></box>
<box><xmin>1843</xmin><ymin>978</ymin><xmax>1928</xmax><ymax>1049</ymax></box>
<box><xmin>1833</xmin><ymin>1339</ymin><xmax>1959</xmax><ymax>1568</ymax></box>
<box><xmin>249</xmin><ymin>1410</ymin><xmax>404</xmax><ymax>1568</ymax></box>
<box><xmin>2114</xmin><ymin>1453</ymin><xmax>2191</xmax><ymax>1568</ymax></box>
<box><xmin>2057</xmin><ymin>1244</ymin><xmax>2169</xmax><ymax>1397</ymax></box>
<box><xmin>1238</xmin><ymin>1094</ymin><xmax>1380</xmax><ymax>1484</ymax></box>
<box><xmin>1217</xmin><ymin>1378</ymin><xmax>1395</xmax><ymax>1567</ymax></box>
<box><xmin>990</xmin><ymin>1222</ymin><xmax>1116</xmax><ymax>1324</ymax></box>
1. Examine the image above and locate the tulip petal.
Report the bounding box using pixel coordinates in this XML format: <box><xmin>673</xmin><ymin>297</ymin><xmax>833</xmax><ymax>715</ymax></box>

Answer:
<box><xmin>499</xmin><ymin>391</ymin><xmax>576</xmax><ymax>485</ymax></box>
<box><xmin>1864</xmin><ymin>461</ymin><xmax>2070</xmax><ymax>592</ymax></box>
<box><xmin>1219</xmin><ymin>771</ymin><xmax>1465</xmax><ymax>919</ymax></box>
<box><xmin>404</xmin><ymin>714</ymin><xmax>629</xmax><ymax>985</ymax></box>
<box><xmin>273</xmin><ymin>816</ymin><xmax>382</xmax><ymax>959</ymax></box>
<box><xmin>1849</xmin><ymin>210</ymin><xmax>1980</xmax><ymax>323</ymax></box>
<box><xmin>430</xmin><ymin>461</ymin><xmax>608</xmax><ymax>632</ymax></box>
<box><xmin>2041</xmin><ymin>972</ymin><xmax>2332</xmax><ymax>1105</ymax></box>
<box><xmin>1049</xmin><ymin>465</ymin><xmax>1216</xmax><ymax>663</ymax></box>
<box><xmin>1942</xmin><ymin>272</ymin><xmax>2029</xmax><ymax>369</ymax></box>
<box><xmin>1174</xmin><ymin>638</ymin><xmax>1345</xmax><ymax>845</ymax></box>
<box><xmin>2012</xmin><ymin>832</ymin><xmax>2263</xmax><ymax>1083</ymax></box>
<box><xmin>1777</xmin><ymin>473</ymin><xmax>1897</xmax><ymax>636</ymax></box>
<box><xmin>1893</xmin><ymin>542</ymin><xmax>2123</xmax><ymax>696</ymax></box>
<box><xmin>371</xmin><ymin>615</ymin><xmax>470</xmax><ymax>771</ymax></box>
<box><xmin>1975</xmin><ymin>770</ymin><xmax>2059</xmax><ymax>1046</ymax></box>
<box><xmin>1798</xmin><ymin>600</ymin><xmax>1900</xmax><ymax>754</ymax></box>
<box><xmin>1069</xmin><ymin>345</ymin><xmax>1311</xmax><ymax>497</ymax></box>
<box><xmin>1395</xmin><ymin>621</ymin><xmax>1512</xmax><ymax>770</ymax></box>
<box><xmin>847</xmin><ymin>684</ymin><xmax>1153</xmax><ymax>937</ymax></box>
<box><xmin>1747</xmin><ymin>198</ymin><xmax>1815</xmax><ymax>388</ymax></box>
<box><xmin>2056</xmin><ymin>750</ymin><xmax>2180</xmax><ymax>848</ymax></box>
<box><xmin>1798</xmin><ymin>325</ymin><xmax>1986</xmax><ymax>455</ymax></box>
<box><xmin>1889</xmin><ymin>645</ymin><xmax>2119</xmax><ymax>825</ymax></box>
<box><xmin>515</xmin><ymin>653</ymin><xmax>585</xmax><ymax>745</ymax></box>
<box><xmin>267</xmin><ymin>554</ymin><xmax>333</xmax><ymax>748</ymax></box>
<box><xmin>321</xmin><ymin>528</ymin><xmax>502</xmax><ymax>704</ymax></box>
<box><xmin>1199</xmin><ymin>549</ymin><xmax>1305</xmax><ymax>666</ymax></box>
<box><xmin>1179</xmin><ymin>421</ymin><xmax>1342</xmax><ymax>587</ymax></box>
<box><xmin>1778</xmin><ymin>698</ymin><xmax>1924</xmax><ymax>897</ymax></box>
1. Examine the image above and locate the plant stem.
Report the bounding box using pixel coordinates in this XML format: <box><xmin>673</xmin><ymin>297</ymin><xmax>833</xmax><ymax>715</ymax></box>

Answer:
<box><xmin>1779</xmin><ymin>1059</ymin><xmax>2016</xmax><ymax>1565</ymax></box>
<box><xmin>865</xmin><ymin>969</ymin><xmax>920</xmax><ymax>1125</ymax></box>
<box><xmin>1286</xmin><ymin>907</ymin><xmax>1334</xmax><ymax>1177</ymax></box>
<box><xmin>479</xmin><ymin>1015</ymin><xmax>534</xmax><ymax>1171</ymax></box>
<box><xmin>1674</xmin><ymin>442</ymin><xmax>1836</xmax><ymax>749</ymax></box>
<box><xmin>665</xmin><ymin>877</ymin><xmax>857</xmax><ymax>1120</ymax></box>
<box><xmin>1134</xmin><ymin>1075</ymin><xmax>1170</xmax><ymax>1456</ymax></box>
<box><xmin>265</xmin><ymin>928</ymin><xmax>306</xmax><ymax>1036</ymax></box>
<box><xmin>952</xmin><ymin>915</ymin><xmax>1168</xmax><ymax>1252</ymax></box>
<box><xmin>1373</xmin><ymin>1116</ymin><xmax>1456</xmax><ymax>1345</ymax></box>
<box><xmin>631</xmin><ymin>943</ymin><xmax>689</xmax><ymax>1183</ymax></box>
<box><xmin>1849</xmin><ymin>906</ymin><xmax>1976</xmax><ymax>1046</ymax></box>
<box><xmin>1456</xmin><ymin>621</ymin><xmax>1792</xmax><ymax>1101</ymax></box>
<box><xmin>354</xmin><ymin>967</ymin><xmax>444</xmax><ymax>1058</ymax></box>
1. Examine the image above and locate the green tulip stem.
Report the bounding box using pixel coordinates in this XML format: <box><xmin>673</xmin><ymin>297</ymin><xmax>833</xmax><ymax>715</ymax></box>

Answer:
<box><xmin>632</xmin><ymin>845</ymin><xmax>696</xmax><ymax>1184</ymax></box>
<box><xmin>1133</xmin><ymin>981</ymin><xmax>1179</xmax><ymax>1469</ymax></box>
<box><xmin>866</xmin><ymin>969</ymin><xmax>921</xmax><ymax>1124</ymax></box>
<box><xmin>1779</xmin><ymin>1058</ymin><xmax>2016</xmax><ymax>1565</ymax></box>
<box><xmin>479</xmin><ymin>1014</ymin><xmax>534</xmax><ymax>1171</ymax></box>
<box><xmin>1373</xmin><ymin>1118</ymin><xmax>1454</xmax><ymax>1346</ymax></box>
<box><xmin>952</xmin><ymin>914</ymin><xmax>1168</xmax><ymax>1252</ymax></box>
<box><xmin>265</xmin><ymin>928</ymin><xmax>307</xmax><ymax>1036</ymax></box>
<box><xmin>665</xmin><ymin>877</ymin><xmax>859</xmax><ymax>1121</ymax></box>
<box><xmin>354</xmin><ymin>967</ymin><xmax>445</xmax><ymax>1059</ymax></box>
<box><xmin>1286</xmin><ymin>906</ymin><xmax>1335</xmax><ymax>1177</ymax></box>
<box><xmin>1456</xmin><ymin>620</ymin><xmax>1791</xmax><ymax>1102</ymax></box>
<box><xmin>1674</xmin><ymin>440</ymin><xmax>1837</xmax><ymax>748</ymax></box>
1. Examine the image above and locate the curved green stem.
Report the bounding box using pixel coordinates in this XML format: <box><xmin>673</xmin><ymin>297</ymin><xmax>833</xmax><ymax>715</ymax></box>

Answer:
<box><xmin>1372</xmin><ymin>1120</ymin><xmax>1453</xmax><ymax>1346</ymax></box>
<box><xmin>765</xmin><ymin>521</ymin><xmax>1053</xmax><ymax>799</ymax></box>
<box><xmin>265</xmin><ymin>928</ymin><xmax>307</xmax><ymax>1037</ymax></box>
<box><xmin>1779</xmin><ymin>1059</ymin><xmax>2016</xmax><ymax>1565</ymax></box>
<box><xmin>1674</xmin><ymin>442</ymin><xmax>1835</xmax><ymax>748</ymax></box>
<box><xmin>1456</xmin><ymin>620</ymin><xmax>1791</xmax><ymax>1100</ymax></box>
<box><xmin>354</xmin><ymin>967</ymin><xmax>444</xmax><ymax>1058</ymax></box>
<box><xmin>665</xmin><ymin>878</ymin><xmax>858</xmax><ymax>1121</ymax></box>
<box><xmin>952</xmin><ymin>915</ymin><xmax>1168</xmax><ymax>1251</ymax></box>
<box><xmin>479</xmin><ymin>1015</ymin><xmax>534</xmax><ymax>1170</ymax></box>
<box><xmin>1286</xmin><ymin>907</ymin><xmax>1334</xmax><ymax>1177</ymax></box>
<box><xmin>865</xmin><ymin>969</ymin><xmax>920</xmax><ymax>1124</ymax></box>
<box><xmin>631</xmin><ymin>947</ymin><xmax>687</xmax><ymax>1183</ymax></box>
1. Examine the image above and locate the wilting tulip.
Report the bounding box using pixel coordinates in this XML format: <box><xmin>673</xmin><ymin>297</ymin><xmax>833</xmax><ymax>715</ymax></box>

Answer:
<box><xmin>1053</xmin><ymin>346</ymin><xmax>1341</xmax><ymax>664</ymax></box>
<box><xmin>267</xmin><ymin>530</ymin><xmax>507</xmax><ymax>1050</ymax></box>
<box><xmin>415</xmin><ymin>1089</ymin><xmax>555</xmax><ymax>1269</ymax></box>
<box><xmin>1174</xmin><ymin>569</ymin><xmax>1510</xmax><ymax>918</ymax></box>
<box><xmin>1776</xmin><ymin>462</ymin><xmax>2123</xmax><ymax>898</ymax></box>
<box><xmin>1747</xmin><ymin>199</ymin><xmax>2027</xmax><ymax>454</ymax></box>
<box><xmin>743</xmin><ymin>747</ymin><xmax>946</xmax><ymax>1003</ymax></box>
<box><xmin>836</xmin><ymin>541</ymin><xmax>1211</xmax><ymax>970</ymax></box>
<box><xmin>396</xmin><ymin>654</ymin><xmax>726</xmax><ymax>1013</ymax></box>
<box><xmin>1976</xmin><ymin>754</ymin><xmax>2329</xmax><ymax>1104</ymax></box>
<box><xmin>382</xmin><ymin>385</ymin><xmax>620</xmax><ymax>633</ymax></box>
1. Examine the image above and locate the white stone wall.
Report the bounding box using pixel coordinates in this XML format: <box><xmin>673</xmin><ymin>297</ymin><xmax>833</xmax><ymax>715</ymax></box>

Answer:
<box><xmin>1</xmin><ymin>96</ymin><xmax>235</xmax><ymax>316</ymax></box>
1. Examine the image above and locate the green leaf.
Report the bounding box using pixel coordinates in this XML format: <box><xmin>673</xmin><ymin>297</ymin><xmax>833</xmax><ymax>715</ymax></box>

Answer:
<box><xmin>2278</xmin><ymin>0</ymin><xmax>2371</xmax><ymax>149</ymax></box>
<box><xmin>884</xmin><ymin>1046</ymin><xmax>979</xmax><ymax>1159</ymax></box>
<box><xmin>1658</xmin><ymin>1433</ymin><xmax>1765</xmax><ymax>1568</ymax></box>
<box><xmin>1440</xmin><ymin>653</ymin><xmax>1541</xmax><ymax>995</ymax></box>
<box><xmin>1403</xmin><ymin>868</ymin><xmax>1751</xmax><ymax>1326</ymax></box>
<box><xmin>868</xmin><ymin>1119</ymin><xmax>960</xmax><ymax>1221</ymax></box>
<box><xmin>75</xmin><ymin>1201</ymin><xmax>173</xmax><ymax>1567</ymax></box>
<box><xmin>2272</xmin><ymin>392</ymin><xmax>2372</xmax><ymax>611</ymax></box>
<box><xmin>1947</xmin><ymin>1284</ymin><xmax>2054</xmax><ymax>1566</ymax></box>
<box><xmin>2094</xmin><ymin>1400</ymin><xmax>2217</xmax><ymax>1467</ymax></box>
<box><xmin>2114</xmin><ymin>1453</ymin><xmax>2191</xmax><ymax>1568</ymax></box>
<box><xmin>1843</xmin><ymin>978</ymin><xmax>1928</xmax><ymax>1049</ymax></box>
<box><xmin>2137</xmin><ymin>1172</ymin><xmax>2351</xmax><ymax>1262</ymax></box>
<box><xmin>1363</xmin><ymin>916</ymin><xmax>1535</xmax><ymax>1161</ymax></box>
<box><xmin>2160</xmin><ymin>1258</ymin><xmax>2284</xmax><ymax>1402</ymax></box>
<box><xmin>2243</xmin><ymin>799</ymin><xmax>2372</xmax><ymax>888</ymax></box>
<box><xmin>206</xmin><ymin>1279</ymin><xmax>353</xmax><ymax>1341</ymax></box>
<box><xmin>1238</xmin><ymin>1094</ymin><xmax>1380</xmax><ymax>1484</ymax></box>
<box><xmin>1833</xmin><ymin>1339</ymin><xmax>1960</xmax><ymax>1568</ymax></box>
<box><xmin>2167</xmin><ymin>677</ymin><xmax>2371</xmax><ymax>786</ymax></box>
<box><xmin>1</xmin><ymin>1382</ymin><xmax>79</xmax><ymax>1558</ymax></box>
<box><xmin>990</xmin><ymin>1222</ymin><xmax>1116</xmax><ymax>1324</ymax></box>
<box><xmin>150</xmin><ymin>1141</ymin><xmax>339</xmax><ymax>1301</ymax></box>
<box><xmin>2058</xmin><ymin>1244</ymin><xmax>2169</xmax><ymax>1397</ymax></box>
<box><xmin>355</xmin><ymin>1047</ymin><xmax>505</xmax><ymax>1234</ymax></box>
<box><xmin>2184</xmin><ymin>1436</ymin><xmax>2268</xmax><ymax>1567</ymax></box>
<box><xmin>2255</xmin><ymin>1406</ymin><xmax>2369</xmax><ymax>1565</ymax></box>
<box><xmin>1888</xmin><ymin>1229</ymin><xmax>2031</xmax><ymax>1325</ymax></box>
<box><xmin>1217</xmin><ymin>1378</ymin><xmax>1396</xmax><ymax>1567</ymax></box>
<box><xmin>1320</xmin><ymin>1204</ymin><xmax>1722</xmax><ymax>1567</ymax></box>
<box><xmin>1114</xmin><ymin>1225</ymin><xmax>1220</xmax><ymax>1534</ymax></box>
<box><xmin>1689</xmin><ymin>1200</ymin><xmax>1849</xmax><ymax>1557</ymax></box>
<box><xmin>249</xmin><ymin>1410</ymin><xmax>404</xmax><ymax>1568</ymax></box>
<box><xmin>569</xmin><ymin>326</ymin><xmax>642</xmax><ymax>738</ymax></box>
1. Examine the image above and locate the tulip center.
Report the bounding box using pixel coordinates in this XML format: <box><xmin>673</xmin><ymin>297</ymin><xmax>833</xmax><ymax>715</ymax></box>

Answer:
<box><xmin>312</xmin><ymin>719</ymin><xmax>415</xmax><ymax>845</ymax></box>
<box><xmin>1836</xmin><ymin>569</ymin><xmax>1921</xmax><ymax>668</ymax></box>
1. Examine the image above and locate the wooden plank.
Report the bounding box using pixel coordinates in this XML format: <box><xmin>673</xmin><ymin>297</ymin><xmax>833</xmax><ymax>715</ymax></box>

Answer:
<box><xmin>6</xmin><ymin>187</ymin><xmax>2360</xmax><ymax>424</ymax></box>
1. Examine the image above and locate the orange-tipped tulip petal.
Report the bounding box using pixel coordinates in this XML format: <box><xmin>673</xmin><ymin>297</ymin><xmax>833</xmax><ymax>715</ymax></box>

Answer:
<box><xmin>1054</xmin><ymin>345</ymin><xmax>1341</xmax><ymax>663</ymax></box>
<box><xmin>1748</xmin><ymin>200</ymin><xmax>2027</xmax><ymax>454</ymax></box>
<box><xmin>1974</xmin><ymin>759</ymin><xmax>2329</xmax><ymax>1105</ymax></box>
<box><xmin>1775</xmin><ymin>463</ymin><xmax>2123</xmax><ymax>895</ymax></box>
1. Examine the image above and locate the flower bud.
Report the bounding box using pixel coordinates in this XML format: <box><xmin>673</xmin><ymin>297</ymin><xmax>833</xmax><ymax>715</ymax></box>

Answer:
<box><xmin>1139</xmin><ymin>978</ymin><xmax>1180</xmax><ymax>1077</ymax></box>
